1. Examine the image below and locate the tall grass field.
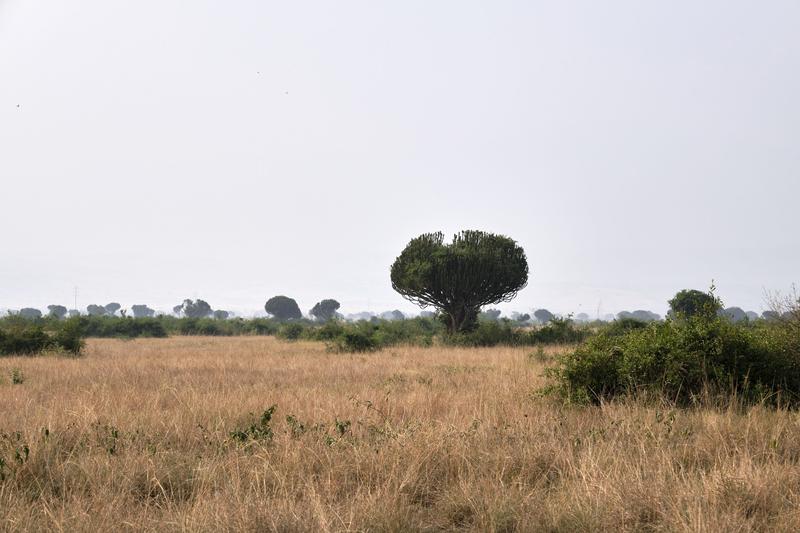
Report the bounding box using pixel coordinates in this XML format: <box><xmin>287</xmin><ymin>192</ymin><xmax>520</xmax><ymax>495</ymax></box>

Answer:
<box><xmin>2</xmin><ymin>337</ymin><xmax>800</xmax><ymax>531</ymax></box>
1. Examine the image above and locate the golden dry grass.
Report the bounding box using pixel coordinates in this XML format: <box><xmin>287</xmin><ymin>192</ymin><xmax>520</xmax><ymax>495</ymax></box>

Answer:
<box><xmin>2</xmin><ymin>337</ymin><xmax>800</xmax><ymax>532</ymax></box>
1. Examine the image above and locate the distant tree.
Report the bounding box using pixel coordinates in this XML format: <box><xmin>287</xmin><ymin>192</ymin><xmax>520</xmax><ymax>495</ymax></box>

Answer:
<box><xmin>86</xmin><ymin>304</ymin><xmax>107</xmax><ymax>316</ymax></box>
<box><xmin>631</xmin><ymin>310</ymin><xmax>660</xmax><ymax>322</ymax></box>
<box><xmin>47</xmin><ymin>305</ymin><xmax>68</xmax><ymax>319</ymax></box>
<box><xmin>720</xmin><ymin>306</ymin><xmax>747</xmax><ymax>323</ymax></box>
<box><xmin>173</xmin><ymin>305</ymin><xmax>183</xmax><ymax>316</ymax></box>
<box><xmin>310</xmin><ymin>299</ymin><xmax>341</xmax><ymax>322</ymax></box>
<box><xmin>213</xmin><ymin>310</ymin><xmax>229</xmax><ymax>320</ymax></box>
<box><xmin>534</xmin><ymin>309</ymin><xmax>554</xmax><ymax>324</ymax></box>
<box><xmin>390</xmin><ymin>231</ymin><xmax>528</xmax><ymax>333</ymax></box>
<box><xmin>762</xmin><ymin>310</ymin><xmax>780</xmax><ymax>321</ymax></box>
<box><xmin>480</xmin><ymin>309</ymin><xmax>502</xmax><ymax>321</ymax></box>
<box><xmin>419</xmin><ymin>311</ymin><xmax>435</xmax><ymax>319</ymax></box>
<box><xmin>18</xmin><ymin>308</ymin><xmax>42</xmax><ymax>320</ymax></box>
<box><xmin>177</xmin><ymin>299</ymin><xmax>213</xmax><ymax>318</ymax></box>
<box><xmin>68</xmin><ymin>309</ymin><xmax>80</xmax><ymax>318</ymax></box>
<box><xmin>575</xmin><ymin>312</ymin><xmax>590</xmax><ymax>322</ymax></box>
<box><xmin>668</xmin><ymin>289</ymin><xmax>721</xmax><ymax>319</ymax></box>
<box><xmin>379</xmin><ymin>310</ymin><xmax>406</xmax><ymax>321</ymax></box>
<box><xmin>264</xmin><ymin>296</ymin><xmax>302</xmax><ymax>321</ymax></box>
<box><xmin>745</xmin><ymin>311</ymin><xmax>760</xmax><ymax>322</ymax></box>
<box><xmin>347</xmin><ymin>312</ymin><xmax>376</xmax><ymax>322</ymax></box>
<box><xmin>510</xmin><ymin>311</ymin><xmax>531</xmax><ymax>323</ymax></box>
<box><xmin>104</xmin><ymin>302</ymin><xmax>121</xmax><ymax>316</ymax></box>
<box><xmin>131</xmin><ymin>304</ymin><xmax>155</xmax><ymax>318</ymax></box>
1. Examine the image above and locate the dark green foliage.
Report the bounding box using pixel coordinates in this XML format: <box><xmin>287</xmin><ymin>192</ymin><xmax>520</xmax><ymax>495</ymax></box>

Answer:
<box><xmin>104</xmin><ymin>302</ymin><xmax>121</xmax><ymax>316</ymax></box>
<box><xmin>602</xmin><ymin>318</ymin><xmax>649</xmax><ymax>337</ymax></box>
<box><xmin>47</xmin><ymin>305</ymin><xmax>67</xmax><ymax>319</ymax></box>
<box><xmin>176</xmin><ymin>318</ymin><xmax>222</xmax><ymax>336</ymax></box>
<box><xmin>265</xmin><ymin>296</ymin><xmax>302</xmax><ymax>321</ymax></box>
<box><xmin>446</xmin><ymin>317</ymin><xmax>588</xmax><ymax>347</ymax></box>
<box><xmin>545</xmin><ymin>315</ymin><xmax>800</xmax><ymax>406</ymax></box>
<box><xmin>528</xmin><ymin>317</ymin><xmax>589</xmax><ymax>344</ymax></box>
<box><xmin>79</xmin><ymin>316</ymin><xmax>168</xmax><ymax>338</ymax></box>
<box><xmin>51</xmin><ymin>318</ymin><xmax>85</xmax><ymax>354</ymax></box>
<box><xmin>0</xmin><ymin>317</ymin><xmax>84</xmax><ymax>356</ymax></box>
<box><xmin>310</xmin><ymin>299</ymin><xmax>341</xmax><ymax>322</ymax></box>
<box><xmin>230</xmin><ymin>406</ymin><xmax>277</xmax><ymax>443</ymax></box>
<box><xmin>328</xmin><ymin>329</ymin><xmax>380</xmax><ymax>353</ymax></box>
<box><xmin>62</xmin><ymin>315</ymin><xmax>280</xmax><ymax>338</ymax></box>
<box><xmin>668</xmin><ymin>289</ymin><xmax>721</xmax><ymax>319</ymax></box>
<box><xmin>277</xmin><ymin>322</ymin><xmax>306</xmax><ymax>341</ymax></box>
<box><xmin>448</xmin><ymin>320</ymin><xmax>518</xmax><ymax>347</ymax></box>
<box><xmin>390</xmin><ymin>231</ymin><xmax>528</xmax><ymax>333</ymax></box>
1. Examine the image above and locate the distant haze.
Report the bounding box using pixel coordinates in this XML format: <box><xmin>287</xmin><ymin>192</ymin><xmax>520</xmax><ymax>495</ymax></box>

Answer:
<box><xmin>1</xmin><ymin>1</ymin><xmax>798</xmax><ymax>317</ymax></box>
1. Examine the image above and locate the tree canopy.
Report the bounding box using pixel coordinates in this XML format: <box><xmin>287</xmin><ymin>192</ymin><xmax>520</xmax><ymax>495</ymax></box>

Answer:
<box><xmin>668</xmin><ymin>289</ymin><xmax>721</xmax><ymax>319</ymax></box>
<box><xmin>47</xmin><ymin>304</ymin><xmax>68</xmax><ymax>319</ymax></box>
<box><xmin>86</xmin><ymin>304</ymin><xmax>107</xmax><ymax>316</ymax></box>
<box><xmin>18</xmin><ymin>308</ymin><xmax>42</xmax><ymax>320</ymax></box>
<box><xmin>534</xmin><ymin>309</ymin><xmax>554</xmax><ymax>324</ymax></box>
<box><xmin>310</xmin><ymin>299</ymin><xmax>340</xmax><ymax>322</ymax></box>
<box><xmin>177</xmin><ymin>299</ymin><xmax>213</xmax><ymax>318</ymax></box>
<box><xmin>390</xmin><ymin>230</ymin><xmax>528</xmax><ymax>333</ymax></box>
<box><xmin>131</xmin><ymin>305</ymin><xmax>155</xmax><ymax>318</ymax></box>
<box><xmin>265</xmin><ymin>296</ymin><xmax>302</xmax><ymax>321</ymax></box>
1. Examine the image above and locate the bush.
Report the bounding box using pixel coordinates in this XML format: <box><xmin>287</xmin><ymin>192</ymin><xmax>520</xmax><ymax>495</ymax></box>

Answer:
<box><xmin>600</xmin><ymin>318</ymin><xmax>649</xmax><ymax>338</ymax></box>
<box><xmin>0</xmin><ymin>317</ymin><xmax>85</xmax><ymax>356</ymax></box>
<box><xmin>327</xmin><ymin>330</ymin><xmax>380</xmax><ymax>353</ymax></box>
<box><xmin>528</xmin><ymin>317</ymin><xmax>588</xmax><ymax>344</ymax></box>
<box><xmin>447</xmin><ymin>320</ymin><xmax>518</xmax><ymax>347</ymax></box>
<box><xmin>545</xmin><ymin>316</ymin><xmax>800</xmax><ymax>406</ymax></box>
<box><xmin>277</xmin><ymin>322</ymin><xmax>307</xmax><ymax>341</ymax></box>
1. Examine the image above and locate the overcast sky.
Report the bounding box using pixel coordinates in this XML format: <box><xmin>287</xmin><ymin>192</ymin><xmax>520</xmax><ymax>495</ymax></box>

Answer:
<box><xmin>1</xmin><ymin>1</ymin><xmax>798</xmax><ymax>317</ymax></box>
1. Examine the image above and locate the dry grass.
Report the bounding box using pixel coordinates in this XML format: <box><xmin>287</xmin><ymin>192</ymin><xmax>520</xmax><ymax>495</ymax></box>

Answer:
<box><xmin>2</xmin><ymin>337</ymin><xmax>800</xmax><ymax>532</ymax></box>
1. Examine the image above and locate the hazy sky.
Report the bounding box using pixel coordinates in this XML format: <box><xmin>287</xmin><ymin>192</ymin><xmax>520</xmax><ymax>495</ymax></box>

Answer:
<box><xmin>1</xmin><ymin>1</ymin><xmax>798</xmax><ymax>317</ymax></box>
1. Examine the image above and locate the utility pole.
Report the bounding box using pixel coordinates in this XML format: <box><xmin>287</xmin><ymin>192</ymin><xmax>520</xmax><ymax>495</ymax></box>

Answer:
<box><xmin>74</xmin><ymin>286</ymin><xmax>78</xmax><ymax>311</ymax></box>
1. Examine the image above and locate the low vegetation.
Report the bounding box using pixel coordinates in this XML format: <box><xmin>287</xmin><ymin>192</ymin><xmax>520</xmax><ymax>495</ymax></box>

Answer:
<box><xmin>0</xmin><ymin>316</ymin><xmax>83</xmax><ymax>356</ymax></box>
<box><xmin>3</xmin><ymin>337</ymin><xmax>800</xmax><ymax>531</ymax></box>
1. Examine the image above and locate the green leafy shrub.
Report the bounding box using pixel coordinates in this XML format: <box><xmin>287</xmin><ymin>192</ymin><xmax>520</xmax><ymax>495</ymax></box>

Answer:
<box><xmin>599</xmin><ymin>318</ymin><xmax>649</xmax><ymax>338</ymax></box>
<box><xmin>328</xmin><ymin>329</ymin><xmax>380</xmax><ymax>353</ymax></box>
<box><xmin>277</xmin><ymin>322</ymin><xmax>307</xmax><ymax>341</ymax></box>
<box><xmin>528</xmin><ymin>317</ymin><xmax>589</xmax><ymax>344</ymax></box>
<box><xmin>447</xmin><ymin>320</ymin><xmax>518</xmax><ymax>347</ymax></box>
<box><xmin>545</xmin><ymin>316</ymin><xmax>800</xmax><ymax>406</ymax></box>
<box><xmin>0</xmin><ymin>317</ymin><xmax>84</xmax><ymax>356</ymax></box>
<box><xmin>230</xmin><ymin>406</ymin><xmax>277</xmax><ymax>443</ymax></box>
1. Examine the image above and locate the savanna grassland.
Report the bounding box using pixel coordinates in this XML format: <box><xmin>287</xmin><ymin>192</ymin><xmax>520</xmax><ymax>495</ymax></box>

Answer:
<box><xmin>3</xmin><ymin>337</ymin><xmax>800</xmax><ymax>532</ymax></box>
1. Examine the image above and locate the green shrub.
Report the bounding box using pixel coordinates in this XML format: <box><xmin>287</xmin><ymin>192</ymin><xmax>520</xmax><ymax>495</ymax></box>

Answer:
<box><xmin>277</xmin><ymin>322</ymin><xmax>307</xmax><ymax>341</ymax></box>
<box><xmin>447</xmin><ymin>320</ymin><xmax>518</xmax><ymax>347</ymax></box>
<box><xmin>528</xmin><ymin>317</ymin><xmax>588</xmax><ymax>345</ymax></box>
<box><xmin>0</xmin><ymin>317</ymin><xmax>85</xmax><ymax>356</ymax></box>
<box><xmin>600</xmin><ymin>318</ymin><xmax>649</xmax><ymax>338</ymax></box>
<box><xmin>545</xmin><ymin>316</ymin><xmax>800</xmax><ymax>406</ymax></box>
<box><xmin>327</xmin><ymin>330</ymin><xmax>380</xmax><ymax>353</ymax></box>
